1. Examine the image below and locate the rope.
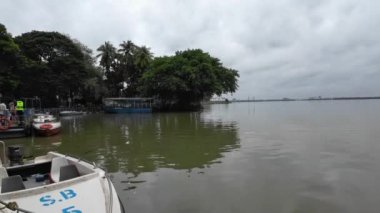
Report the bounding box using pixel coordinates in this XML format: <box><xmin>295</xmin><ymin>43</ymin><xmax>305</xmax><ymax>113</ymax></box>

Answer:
<box><xmin>1</xmin><ymin>201</ymin><xmax>18</xmax><ymax>211</ymax></box>
<box><xmin>0</xmin><ymin>199</ymin><xmax>33</xmax><ymax>213</ymax></box>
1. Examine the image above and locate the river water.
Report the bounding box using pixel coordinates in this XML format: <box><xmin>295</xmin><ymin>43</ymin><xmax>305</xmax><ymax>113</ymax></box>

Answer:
<box><xmin>5</xmin><ymin>100</ymin><xmax>380</xmax><ymax>213</ymax></box>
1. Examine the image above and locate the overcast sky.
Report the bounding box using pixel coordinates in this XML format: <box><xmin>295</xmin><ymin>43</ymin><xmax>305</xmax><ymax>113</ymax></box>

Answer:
<box><xmin>1</xmin><ymin>0</ymin><xmax>379</xmax><ymax>99</ymax></box>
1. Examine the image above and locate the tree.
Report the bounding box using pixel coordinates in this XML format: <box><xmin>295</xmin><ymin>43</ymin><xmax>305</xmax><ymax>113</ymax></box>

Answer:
<box><xmin>73</xmin><ymin>39</ymin><xmax>105</xmax><ymax>104</ymax></box>
<box><xmin>119</xmin><ymin>40</ymin><xmax>136</xmax><ymax>63</ymax></box>
<box><xmin>0</xmin><ymin>23</ymin><xmax>23</xmax><ymax>97</ymax></box>
<box><xmin>118</xmin><ymin>40</ymin><xmax>138</xmax><ymax>96</ymax></box>
<box><xmin>99</xmin><ymin>40</ymin><xmax>154</xmax><ymax>97</ymax></box>
<box><xmin>134</xmin><ymin>46</ymin><xmax>153</xmax><ymax>72</ymax></box>
<box><xmin>124</xmin><ymin>45</ymin><xmax>153</xmax><ymax>96</ymax></box>
<box><xmin>97</xmin><ymin>42</ymin><xmax>125</xmax><ymax>97</ymax></box>
<box><xmin>96</xmin><ymin>41</ymin><xmax>116</xmax><ymax>76</ymax></box>
<box><xmin>14</xmin><ymin>31</ymin><xmax>91</xmax><ymax>107</ymax></box>
<box><xmin>139</xmin><ymin>49</ymin><xmax>239</xmax><ymax>110</ymax></box>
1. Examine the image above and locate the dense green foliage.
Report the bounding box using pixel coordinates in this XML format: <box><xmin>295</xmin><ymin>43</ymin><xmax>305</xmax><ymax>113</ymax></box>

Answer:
<box><xmin>73</xmin><ymin>39</ymin><xmax>106</xmax><ymax>105</ymax></box>
<box><xmin>0</xmin><ymin>23</ymin><xmax>239</xmax><ymax>110</ymax></box>
<box><xmin>97</xmin><ymin>40</ymin><xmax>153</xmax><ymax>97</ymax></box>
<box><xmin>139</xmin><ymin>49</ymin><xmax>239</xmax><ymax>109</ymax></box>
<box><xmin>14</xmin><ymin>31</ymin><xmax>97</xmax><ymax>106</ymax></box>
<box><xmin>0</xmin><ymin>24</ymin><xmax>23</xmax><ymax>96</ymax></box>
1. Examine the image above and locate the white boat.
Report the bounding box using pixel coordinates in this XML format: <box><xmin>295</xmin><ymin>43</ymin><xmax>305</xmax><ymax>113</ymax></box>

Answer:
<box><xmin>0</xmin><ymin>145</ymin><xmax>124</xmax><ymax>213</ymax></box>
<box><xmin>32</xmin><ymin>114</ymin><xmax>61</xmax><ymax>136</ymax></box>
<box><xmin>59</xmin><ymin>111</ymin><xmax>86</xmax><ymax>117</ymax></box>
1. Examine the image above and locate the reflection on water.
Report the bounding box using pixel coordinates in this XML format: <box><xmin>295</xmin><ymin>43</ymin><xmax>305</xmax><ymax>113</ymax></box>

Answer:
<box><xmin>72</xmin><ymin>113</ymin><xmax>239</xmax><ymax>175</ymax></box>
<box><xmin>2</xmin><ymin>112</ymin><xmax>239</xmax><ymax>175</ymax></box>
<box><xmin>3</xmin><ymin>101</ymin><xmax>380</xmax><ymax>212</ymax></box>
<box><xmin>5</xmin><ymin>133</ymin><xmax>62</xmax><ymax>158</ymax></box>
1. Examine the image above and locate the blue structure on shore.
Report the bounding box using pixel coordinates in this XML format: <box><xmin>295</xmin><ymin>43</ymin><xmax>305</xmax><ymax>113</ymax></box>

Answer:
<box><xmin>103</xmin><ymin>98</ymin><xmax>153</xmax><ymax>113</ymax></box>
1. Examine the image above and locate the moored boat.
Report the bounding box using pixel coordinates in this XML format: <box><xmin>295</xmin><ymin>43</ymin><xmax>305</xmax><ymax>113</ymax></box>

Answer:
<box><xmin>32</xmin><ymin>114</ymin><xmax>61</xmax><ymax>136</ymax></box>
<box><xmin>103</xmin><ymin>98</ymin><xmax>153</xmax><ymax>113</ymax></box>
<box><xmin>0</xmin><ymin>114</ymin><xmax>28</xmax><ymax>139</ymax></box>
<box><xmin>0</xmin><ymin>103</ymin><xmax>31</xmax><ymax>139</ymax></box>
<box><xmin>0</xmin><ymin>143</ymin><xmax>125</xmax><ymax>213</ymax></box>
<box><xmin>59</xmin><ymin>111</ymin><xmax>85</xmax><ymax>117</ymax></box>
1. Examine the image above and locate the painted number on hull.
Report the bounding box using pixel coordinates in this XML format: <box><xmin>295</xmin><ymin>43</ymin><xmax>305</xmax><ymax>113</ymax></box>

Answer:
<box><xmin>62</xmin><ymin>206</ymin><xmax>82</xmax><ymax>213</ymax></box>
<box><xmin>39</xmin><ymin>188</ymin><xmax>82</xmax><ymax>213</ymax></box>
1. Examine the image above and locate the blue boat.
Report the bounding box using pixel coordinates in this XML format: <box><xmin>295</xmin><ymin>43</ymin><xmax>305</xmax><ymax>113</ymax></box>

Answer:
<box><xmin>103</xmin><ymin>98</ymin><xmax>153</xmax><ymax>113</ymax></box>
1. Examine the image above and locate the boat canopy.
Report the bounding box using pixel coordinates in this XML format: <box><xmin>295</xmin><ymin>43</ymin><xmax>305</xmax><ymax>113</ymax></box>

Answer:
<box><xmin>103</xmin><ymin>97</ymin><xmax>153</xmax><ymax>101</ymax></box>
<box><xmin>103</xmin><ymin>97</ymin><xmax>153</xmax><ymax>108</ymax></box>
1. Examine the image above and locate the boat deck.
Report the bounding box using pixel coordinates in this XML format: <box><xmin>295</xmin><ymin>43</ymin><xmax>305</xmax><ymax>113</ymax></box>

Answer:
<box><xmin>0</xmin><ymin>152</ymin><xmax>124</xmax><ymax>213</ymax></box>
<box><xmin>1</xmin><ymin>154</ymin><xmax>95</xmax><ymax>193</ymax></box>
<box><xmin>23</xmin><ymin>174</ymin><xmax>49</xmax><ymax>189</ymax></box>
<box><xmin>2</xmin><ymin>160</ymin><xmax>51</xmax><ymax>191</ymax></box>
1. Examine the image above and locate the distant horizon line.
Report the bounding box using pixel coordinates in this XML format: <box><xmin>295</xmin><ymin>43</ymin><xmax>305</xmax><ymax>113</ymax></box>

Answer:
<box><xmin>210</xmin><ymin>95</ymin><xmax>380</xmax><ymax>103</ymax></box>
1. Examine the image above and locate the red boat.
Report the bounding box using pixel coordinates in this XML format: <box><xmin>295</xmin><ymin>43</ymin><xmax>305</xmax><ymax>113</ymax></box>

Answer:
<box><xmin>32</xmin><ymin>114</ymin><xmax>61</xmax><ymax>136</ymax></box>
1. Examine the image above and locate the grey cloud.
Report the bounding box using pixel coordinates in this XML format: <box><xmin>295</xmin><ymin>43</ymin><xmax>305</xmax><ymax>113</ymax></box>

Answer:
<box><xmin>1</xmin><ymin>0</ymin><xmax>380</xmax><ymax>99</ymax></box>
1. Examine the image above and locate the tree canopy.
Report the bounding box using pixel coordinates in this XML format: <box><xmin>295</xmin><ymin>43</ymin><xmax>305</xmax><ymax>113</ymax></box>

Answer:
<box><xmin>14</xmin><ymin>31</ymin><xmax>96</xmax><ymax>106</ymax></box>
<box><xmin>0</xmin><ymin>24</ymin><xmax>23</xmax><ymax>97</ymax></box>
<box><xmin>0</xmin><ymin>23</ymin><xmax>239</xmax><ymax>110</ymax></box>
<box><xmin>96</xmin><ymin>40</ymin><xmax>153</xmax><ymax>97</ymax></box>
<box><xmin>139</xmin><ymin>49</ymin><xmax>239</xmax><ymax>110</ymax></box>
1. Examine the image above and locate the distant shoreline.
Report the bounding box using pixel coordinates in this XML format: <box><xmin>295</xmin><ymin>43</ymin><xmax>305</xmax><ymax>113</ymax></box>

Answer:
<box><xmin>208</xmin><ymin>96</ymin><xmax>380</xmax><ymax>104</ymax></box>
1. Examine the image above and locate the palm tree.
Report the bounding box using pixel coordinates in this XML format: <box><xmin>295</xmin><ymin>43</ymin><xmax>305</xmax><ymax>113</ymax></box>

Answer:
<box><xmin>134</xmin><ymin>46</ymin><xmax>153</xmax><ymax>71</ymax></box>
<box><xmin>97</xmin><ymin>42</ymin><xmax>120</xmax><ymax>96</ymax></box>
<box><xmin>118</xmin><ymin>41</ymin><xmax>153</xmax><ymax>96</ymax></box>
<box><xmin>118</xmin><ymin>40</ymin><xmax>136</xmax><ymax>64</ymax></box>
<box><xmin>96</xmin><ymin>41</ymin><xmax>116</xmax><ymax>75</ymax></box>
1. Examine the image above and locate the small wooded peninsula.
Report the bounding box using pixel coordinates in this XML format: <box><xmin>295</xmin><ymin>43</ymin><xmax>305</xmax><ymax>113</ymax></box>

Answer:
<box><xmin>0</xmin><ymin>23</ymin><xmax>239</xmax><ymax>111</ymax></box>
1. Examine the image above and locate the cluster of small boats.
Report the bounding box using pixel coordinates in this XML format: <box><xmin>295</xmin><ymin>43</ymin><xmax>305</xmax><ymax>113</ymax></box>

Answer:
<box><xmin>0</xmin><ymin>108</ymin><xmax>125</xmax><ymax>212</ymax></box>
<box><xmin>0</xmin><ymin>97</ymin><xmax>154</xmax><ymax>212</ymax></box>
<box><xmin>0</xmin><ymin>108</ymin><xmax>86</xmax><ymax>139</ymax></box>
<box><xmin>0</xmin><ymin>112</ymin><xmax>63</xmax><ymax>138</ymax></box>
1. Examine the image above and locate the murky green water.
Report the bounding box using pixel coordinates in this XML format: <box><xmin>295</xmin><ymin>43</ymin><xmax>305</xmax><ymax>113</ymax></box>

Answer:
<box><xmin>4</xmin><ymin>100</ymin><xmax>380</xmax><ymax>213</ymax></box>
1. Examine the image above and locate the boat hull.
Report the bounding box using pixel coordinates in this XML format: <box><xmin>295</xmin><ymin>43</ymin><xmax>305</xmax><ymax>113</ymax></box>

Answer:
<box><xmin>104</xmin><ymin>107</ymin><xmax>152</xmax><ymax>113</ymax></box>
<box><xmin>0</xmin><ymin>127</ymin><xmax>28</xmax><ymax>139</ymax></box>
<box><xmin>59</xmin><ymin>111</ymin><xmax>85</xmax><ymax>116</ymax></box>
<box><xmin>32</xmin><ymin>122</ymin><xmax>61</xmax><ymax>136</ymax></box>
